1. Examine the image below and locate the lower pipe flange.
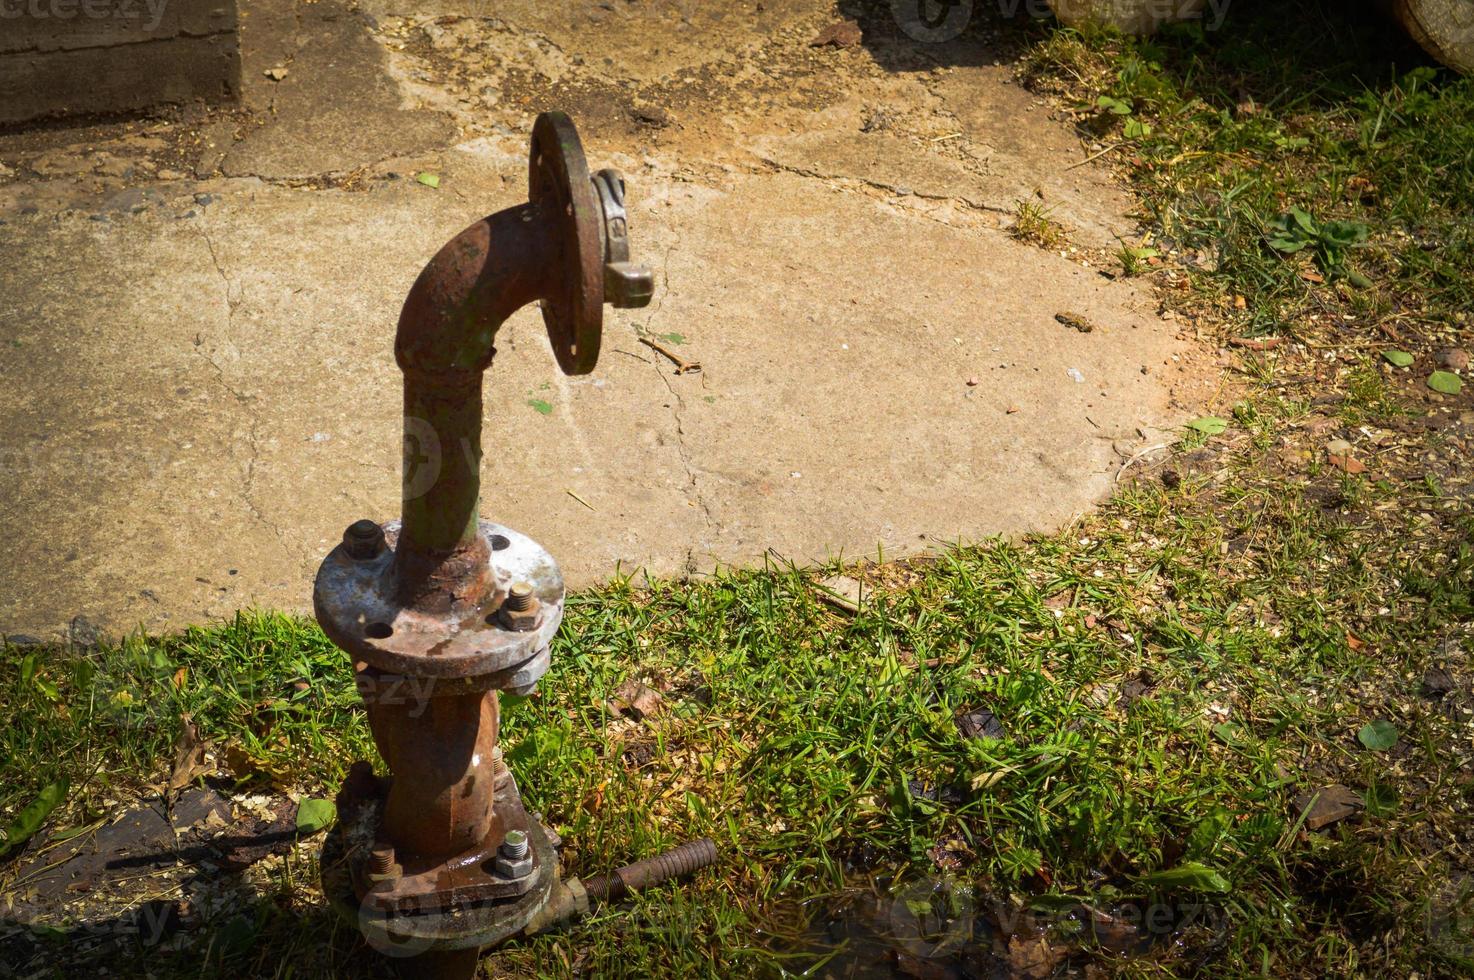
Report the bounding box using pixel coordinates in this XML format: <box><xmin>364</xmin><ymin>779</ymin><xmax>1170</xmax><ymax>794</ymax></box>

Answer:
<box><xmin>322</xmin><ymin>804</ymin><xmax>559</xmax><ymax>957</ymax></box>
<box><xmin>337</xmin><ymin>767</ymin><xmax>547</xmax><ymax>914</ymax></box>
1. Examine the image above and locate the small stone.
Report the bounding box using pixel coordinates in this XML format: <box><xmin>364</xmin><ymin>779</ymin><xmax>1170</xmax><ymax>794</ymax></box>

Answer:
<box><xmin>1422</xmin><ymin>667</ymin><xmax>1456</xmax><ymax>698</ymax></box>
<box><xmin>1326</xmin><ymin>438</ymin><xmax>1353</xmax><ymax>455</ymax></box>
<box><xmin>629</xmin><ymin>104</ymin><xmax>670</xmax><ymax>128</ymax></box>
<box><xmin>1005</xmin><ymin>405</ymin><xmax>1020</xmax><ymax>414</ymax></box>
<box><xmin>93</xmin><ymin>154</ymin><xmax>134</xmax><ymax>178</ymax></box>
<box><xmin>810</xmin><ymin>18</ymin><xmax>862</xmax><ymax>48</ymax></box>
<box><xmin>193</xmin><ymin>193</ymin><xmax>215</xmax><ymax>206</ymax></box>
<box><xmin>966</xmin><ymin>376</ymin><xmax>979</xmax><ymax>386</ymax></box>
<box><xmin>0</xmin><ymin>163</ymin><xmax>13</xmax><ymax>179</ymax></box>
<box><xmin>264</xmin><ymin>66</ymin><xmax>289</xmax><ymax>81</ymax></box>
<box><xmin>4</xmin><ymin>634</ymin><xmax>44</xmax><ymax>647</ymax></box>
<box><xmin>1435</xmin><ymin>348</ymin><xmax>1470</xmax><ymax>371</ymax></box>
<box><xmin>1161</xmin><ymin>469</ymin><xmax>1182</xmax><ymax>489</ymax></box>
<box><xmin>955</xmin><ymin>707</ymin><xmax>1004</xmax><ymax>740</ymax></box>
<box><xmin>157</xmin><ymin>169</ymin><xmax>185</xmax><ymax>180</ymax></box>
<box><xmin>69</xmin><ymin>614</ymin><xmax>101</xmax><ymax>647</ymax></box>
<box><xmin>861</xmin><ymin>106</ymin><xmax>894</xmax><ymax>133</ymax></box>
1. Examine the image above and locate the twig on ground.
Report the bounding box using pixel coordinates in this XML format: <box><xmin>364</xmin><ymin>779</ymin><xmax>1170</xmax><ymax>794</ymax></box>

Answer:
<box><xmin>639</xmin><ymin>337</ymin><xmax>701</xmax><ymax>374</ymax></box>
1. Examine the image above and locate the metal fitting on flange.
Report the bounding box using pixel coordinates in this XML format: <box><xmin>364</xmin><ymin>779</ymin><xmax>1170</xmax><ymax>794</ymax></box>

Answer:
<box><xmin>343</xmin><ymin>519</ymin><xmax>386</xmax><ymax>561</ymax></box>
<box><xmin>591</xmin><ymin>168</ymin><xmax>654</xmax><ymax>309</ymax></box>
<box><xmin>498</xmin><ymin>582</ymin><xmax>541</xmax><ymax>632</ymax></box>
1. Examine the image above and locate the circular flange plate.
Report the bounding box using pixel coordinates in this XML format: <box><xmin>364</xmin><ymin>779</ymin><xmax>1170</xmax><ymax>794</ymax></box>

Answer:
<box><xmin>529</xmin><ymin>111</ymin><xmax>603</xmax><ymax>375</ymax></box>
<box><xmin>322</xmin><ymin>815</ymin><xmax>557</xmax><ymax>954</ymax></box>
<box><xmin>313</xmin><ymin>520</ymin><xmax>564</xmax><ymax>681</ymax></box>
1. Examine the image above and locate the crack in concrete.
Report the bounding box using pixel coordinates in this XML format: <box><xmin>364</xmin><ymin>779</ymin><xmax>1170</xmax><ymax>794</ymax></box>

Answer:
<box><xmin>753</xmin><ymin>156</ymin><xmax>1012</xmax><ymax>221</ymax></box>
<box><xmin>195</xmin><ymin>224</ymin><xmax>299</xmax><ymax>560</ymax></box>
<box><xmin>637</xmin><ymin>224</ymin><xmax>715</xmax><ymax>534</ymax></box>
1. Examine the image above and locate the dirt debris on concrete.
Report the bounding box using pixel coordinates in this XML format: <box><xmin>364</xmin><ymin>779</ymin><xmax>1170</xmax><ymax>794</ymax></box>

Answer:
<box><xmin>0</xmin><ymin>0</ymin><xmax>1215</xmax><ymax>638</ymax></box>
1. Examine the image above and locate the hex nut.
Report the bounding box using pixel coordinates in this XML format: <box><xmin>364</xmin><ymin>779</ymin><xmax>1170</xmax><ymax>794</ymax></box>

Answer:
<box><xmin>493</xmin><ymin>852</ymin><xmax>534</xmax><ymax>879</ymax></box>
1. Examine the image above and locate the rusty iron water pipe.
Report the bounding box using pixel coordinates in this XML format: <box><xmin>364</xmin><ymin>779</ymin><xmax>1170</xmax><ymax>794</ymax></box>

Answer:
<box><xmin>314</xmin><ymin>113</ymin><xmax>653</xmax><ymax>971</ymax></box>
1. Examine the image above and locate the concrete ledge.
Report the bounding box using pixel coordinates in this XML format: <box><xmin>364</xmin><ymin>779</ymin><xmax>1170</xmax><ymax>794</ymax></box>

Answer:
<box><xmin>0</xmin><ymin>0</ymin><xmax>239</xmax><ymax>123</ymax></box>
<box><xmin>0</xmin><ymin>0</ymin><xmax>236</xmax><ymax>54</ymax></box>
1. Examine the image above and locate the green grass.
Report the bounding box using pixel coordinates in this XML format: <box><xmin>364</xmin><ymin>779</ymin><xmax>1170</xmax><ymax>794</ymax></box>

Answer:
<box><xmin>5</xmin><ymin>2</ymin><xmax>1474</xmax><ymax>976</ymax></box>
<box><xmin>5</xmin><ymin>489</ymin><xmax>1473</xmax><ymax>975</ymax></box>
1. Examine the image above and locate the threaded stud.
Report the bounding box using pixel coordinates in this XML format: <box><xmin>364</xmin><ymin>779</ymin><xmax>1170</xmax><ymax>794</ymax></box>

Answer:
<box><xmin>505</xmin><ymin>582</ymin><xmax>535</xmax><ymax>612</ymax></box>
<box><xmin>343</xmin><ymin>520</ymin><xmax>385</xmax><ymax>560</ymax></box>
<box><xmin>501</xmin><ymin>829</ymin><xmax>529</xmax><ymax>859</ymax></box>
<box><xmin>369</xmin><ymin>844</ymin><xmax>396</xmax><ymax>877</ymax></box>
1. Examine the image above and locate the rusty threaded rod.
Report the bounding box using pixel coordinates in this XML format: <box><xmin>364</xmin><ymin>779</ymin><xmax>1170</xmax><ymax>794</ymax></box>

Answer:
<box><xmin>582</xmin><ymin>838</ymin><xmax>718</xmax><ymax>903</ymax></box>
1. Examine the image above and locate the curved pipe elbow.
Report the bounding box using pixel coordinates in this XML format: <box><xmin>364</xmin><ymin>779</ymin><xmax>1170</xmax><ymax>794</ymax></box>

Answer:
<box><xmin>394</xmin><ymin>203</ymin><xmax>560</xmax><ymax>382</ymax></box>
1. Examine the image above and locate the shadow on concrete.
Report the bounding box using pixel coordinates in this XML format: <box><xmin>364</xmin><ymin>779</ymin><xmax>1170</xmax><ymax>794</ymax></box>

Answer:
<box><xmin>850</xmin><ymin>0</ymin><xmax>1438</xmax><ymax>104</ymax></box>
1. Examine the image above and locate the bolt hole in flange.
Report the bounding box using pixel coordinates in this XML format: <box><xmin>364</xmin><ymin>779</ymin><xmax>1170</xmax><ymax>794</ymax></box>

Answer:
<box><xmin>490</xmin><ymin>534</ymin><xmax>511</xmax><ymax>551</ymax></box>
<box><xmin>366</xmin><ymin>622</ymin><xmax>393</xmax><ymax>639</ymax></box>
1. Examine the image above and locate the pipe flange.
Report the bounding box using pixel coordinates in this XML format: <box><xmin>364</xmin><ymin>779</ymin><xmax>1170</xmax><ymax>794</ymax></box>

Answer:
<box><xmin>313</xmin><ymin>520</ymin><xmax>563</xmax><ymax>682</ymax></box>
<box><xmin>530</xmin><ymin>111</ymin><xmax>605</xmax><ymax>376</ymax></box>
<box><xmin>322</xmin><ymin>813</ymin><xmax>558</xmax><ymax>954</ymax></box>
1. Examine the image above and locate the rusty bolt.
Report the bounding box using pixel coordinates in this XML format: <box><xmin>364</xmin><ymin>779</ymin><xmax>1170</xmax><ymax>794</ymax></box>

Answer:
<box><xmin>343</xmin><ymin>520</ymin><xmax>386</xmax><ymax>560</ymax></box>
<box><xmin>367</xmin><ymin>844</ymin><xmax>399</xmax><ymax>883</ymax></box>
<box><xmin>498</xmin><ymin>582</ymin><xmax>541</xmax><ymax>632</ymax></box>
<box><xmin>491</xmin><ymin>745</ymin><xmax>510</xmax><ymax>787</ymax></box>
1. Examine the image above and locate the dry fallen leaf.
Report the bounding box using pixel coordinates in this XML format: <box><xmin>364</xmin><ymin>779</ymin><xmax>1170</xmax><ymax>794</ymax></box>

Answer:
<box><xmin>1329</xmin><ymin>453</ymin><xmax>1368</xmax><ymax>474</ymax></box>
<box><xmin>1294</xmin><ymin>785</ymin><xmax>1365</xmax><ymax>831</ymax></box>
<box><xmin>1007</xmin><ymin>935</ymin><xmax>1067</xmax><ymax>979</ymax></box>
<box><xmin>607</xmin><ymin>679</ymin><xmax>664</xmax><ymax>721</ymax></box>
<box><xmin>165</xmin><ymin>714</ymin><xmax>212</xmax><ymax>803</ymax></box>
<box><xmin>264</xmin><ymin>66</ymin><xmax>289</xmax><ymax>81</ymax></box>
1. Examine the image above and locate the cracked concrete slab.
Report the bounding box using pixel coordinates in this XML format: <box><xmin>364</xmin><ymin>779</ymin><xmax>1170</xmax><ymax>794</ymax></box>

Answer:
<box><xmin>0</xmin><ymin>0</ymin><xmax>1213</xmax><ymax>638</ymax></box>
